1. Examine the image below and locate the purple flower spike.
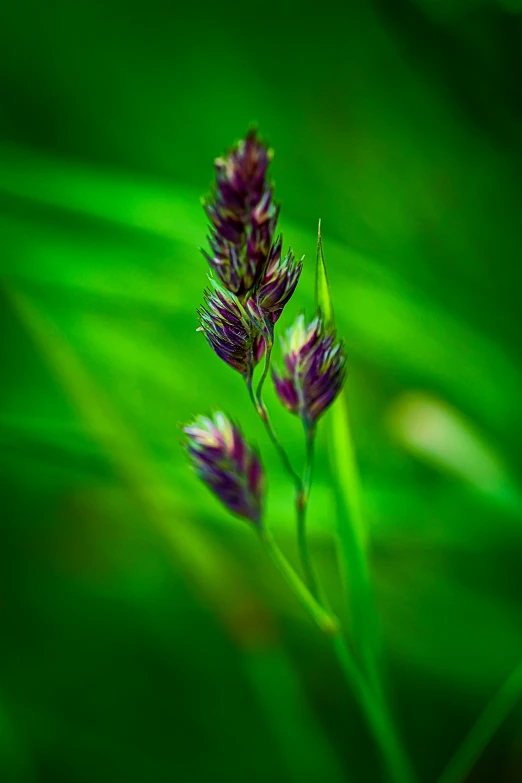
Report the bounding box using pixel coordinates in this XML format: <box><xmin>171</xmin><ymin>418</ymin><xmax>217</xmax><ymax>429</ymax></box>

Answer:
<box><xmin>256</xmin><ymin>236</ymin><xmax>303</xmax><ymax>324</ymax></box>
<box><xmin>183</xmin><ymin>412</ymin><xmax>264</xmax><ymax>526</ymax></box>
<box><xmin>198</xmin><ymin>281</ymin><xmax>263</xmax><ymax>377</ymax></box>
<box><xmin>272</xmin><ymin>314</ymin><xmax>346</xmax><ymax>427</ymax></box>
<box><xmin>202</xmin><ymin>129</ymin><xmax>279</xmax><ymax>298</ymax></box>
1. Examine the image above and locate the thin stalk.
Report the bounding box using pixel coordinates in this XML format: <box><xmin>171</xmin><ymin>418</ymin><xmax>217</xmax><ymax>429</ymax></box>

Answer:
<box><xmin>436</xmin><ymin>660</ymin><xmax>522</xmax><ymax>783</ymax></box>
<box><xmin>250</xmin><ymin>359</ymin><xmax>320</xmax><ymax>597</ymax></box>
<box><xmin>250</xmin><ymin>339</ymin><xmax>321</xmax><ymax>599</ymax></box>
<box><xmin>260</xmin><ymin>530</ymin><xmax>339</xmax><ymax>636</ymax></box>
<box><xmin>248</xmin><ymin>316</ymin><xmax>301</xmax><ymax>488</ymax></box>
<box><xmin>246</xmin><ymin>375</ymin><xmax>301</xmax><ymax>490</ymax></box>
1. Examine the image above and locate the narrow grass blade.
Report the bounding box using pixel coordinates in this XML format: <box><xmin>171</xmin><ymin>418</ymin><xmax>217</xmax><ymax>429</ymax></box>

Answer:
<box><xmin>437</xmin><ymin>660</ymin><xmax>522</xmax><ymax>783</ymax></box>
<box><xmin>315</xmin><ymin>224</ymin><xmax>417</xmax><ymax>779</ymax></box>
<box><xmin>315</xmin><ymin>223</ymin><xmax>378</xmax><ymax>672</ymax></box>
<box><xmin>315</xmin><ymin>219</ymin><xmax>335</xmax><ymax>325</ymax></box>
<box><xmin>315</xmin><ymin>221</ymin><xmax>366</xmax><ymax>550</ymax></box>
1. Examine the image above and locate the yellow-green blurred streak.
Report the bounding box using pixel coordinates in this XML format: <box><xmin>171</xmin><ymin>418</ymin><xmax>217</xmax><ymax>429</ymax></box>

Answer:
<box><xmin>4</xmin><ymin>284</ymin><xmax>346</xmax><ymax>783</ymax></box>
<box><xmin>388</xmin><ymin>391</ymin><xmax>521</xmax><ymax>515</ymax></box>
<box><xmin>0</xmin><ymin>142</ymin><xmax>202</xmax><ymax>247</ymax></box>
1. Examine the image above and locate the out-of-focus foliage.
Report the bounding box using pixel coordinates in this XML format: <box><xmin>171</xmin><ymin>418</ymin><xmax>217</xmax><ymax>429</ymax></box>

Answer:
<box><xmin>1</xmin><ymin>0</ymin><xmax>522</xmax><ymax>781</ymax></box>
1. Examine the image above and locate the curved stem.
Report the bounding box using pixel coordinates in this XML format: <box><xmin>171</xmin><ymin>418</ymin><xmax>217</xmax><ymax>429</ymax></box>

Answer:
<box><xmin>249</xmin><ymin>347</ymin><xmax>320</xmax><ymax>598</ymax></box>
<box><xmin>260</xmin><ymin>530</ymin><xmax>339</xmax><ymax>636</ymax></box>
<box><xmin>246</xmin><ymin>375</ymin><xmax>302</xmax><ymax>490</ymax></box>
<box><xmin>249</xmin><ymin>362</ymin><xmax>320</xmax><ymax>595</ymax></box>
<box><xmin>248</xmin><ymin>317</ymin><xmax>301</xmax><ymax>489</ymax></box>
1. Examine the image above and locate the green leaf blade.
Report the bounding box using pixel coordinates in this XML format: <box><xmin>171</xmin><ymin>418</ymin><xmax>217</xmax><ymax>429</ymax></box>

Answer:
<box><xmin>315</xmin><ymin>220</ymin><xmax>367</xmax><ymax>550</ymax></box>
<box><xmin>314</xmin><ymin>223</ymin><xmax>379</xmax><ymax>686</ymax></box>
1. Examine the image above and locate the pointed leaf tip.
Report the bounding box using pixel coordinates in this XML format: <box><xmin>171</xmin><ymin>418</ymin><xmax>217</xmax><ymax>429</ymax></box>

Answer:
<box><xmin>314</xmin><ymin>221</ymin><xmax>334</xmax><ymax>328</ymax></box>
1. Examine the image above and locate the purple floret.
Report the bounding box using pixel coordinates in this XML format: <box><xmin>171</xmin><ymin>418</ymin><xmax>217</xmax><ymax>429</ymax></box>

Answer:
<box><xmin>272</xmin><ymin>315</ymin><xmax>346</xmax><ymax>426</ymax></box>
<box><xmin>183</xmin><ymin>413</ymin><xmax>264</xmax><ymax>526</ymax></box>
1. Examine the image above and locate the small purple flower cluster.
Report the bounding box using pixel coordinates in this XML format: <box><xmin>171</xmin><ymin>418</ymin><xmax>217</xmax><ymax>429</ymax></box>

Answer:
<box><xmin>273</xmin><ymin>315</ymin><xmax>346</xmax><ymax>428</ymax></box>
<box><xmin>183</xmin><ymin>413</ymin><xmax>263</xmax><ymax>526</ymax></box>
<box><xmin>184</xmin><ymin>130</ymin><xmax>346</xmax><ymax>525</ymax></box>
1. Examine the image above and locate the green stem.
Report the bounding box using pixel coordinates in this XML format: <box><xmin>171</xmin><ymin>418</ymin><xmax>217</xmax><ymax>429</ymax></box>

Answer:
<box><xmin>262</xmin><ymin>526</ymin><xmax>415</xmax><ymax>783</ymax></box>
<box><xmin>260</xmin><ymin>530</ymin><xmax>339</xmax><ymax>636</ymax></box>
<box><xmin>436</xmin><ymin>660</ymin><xmax>522</xmax><ymax>783</ymax></box>
<box><xmin>250</xmin><ymin>360</ymin><xmax>320</xmax><ymax>597</ymax></box>
<box><xmin>332</xmin><ymin>636</ymin><xmax>416</xmax><ymax>783</ymax></box>
<box><xmin>296</xmin><ymin>425</ymin><xmax>319</xmax><ymax>598</ymax></box>
<box><xmin>296</xmin><ymin>428</ymin><xmax>414</xmax><ymax>783</ymax></box>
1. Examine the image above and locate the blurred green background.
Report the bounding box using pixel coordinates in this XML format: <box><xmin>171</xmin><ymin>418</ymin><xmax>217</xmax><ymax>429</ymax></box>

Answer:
<box><xmin>1</xmin><ymin>0</ymin><xmax>522</xmax><ymax>781</ymax></box>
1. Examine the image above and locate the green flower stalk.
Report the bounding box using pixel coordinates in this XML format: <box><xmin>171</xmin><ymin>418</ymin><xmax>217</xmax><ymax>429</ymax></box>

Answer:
<box><xmin>185</xmin><ymin>129</ymin><xmax>417</xmax><ymax>783</ymax></box>
<box><xmin>269</xmin><ymin>314</ymin><xmax>345</xmax><ymax>597</ymax></box>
